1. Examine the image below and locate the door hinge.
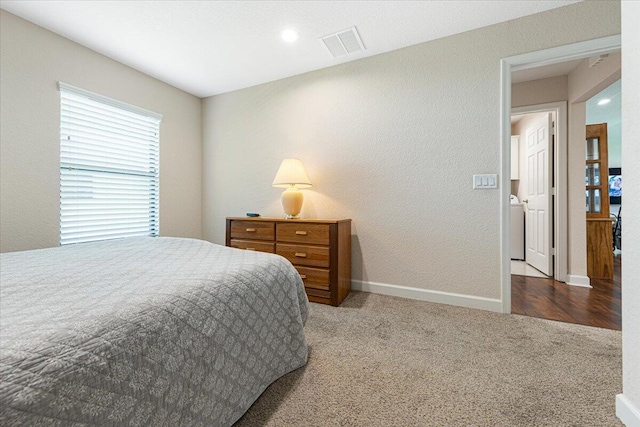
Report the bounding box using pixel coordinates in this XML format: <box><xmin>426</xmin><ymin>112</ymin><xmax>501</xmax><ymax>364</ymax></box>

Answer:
<box><xmin>551</xmin><ymin>122</ymin><xmax>555</xmax><ymax>136</ymax></box>
<box><xmin>552</xmin><ymin>187</ymin><xmax>556</xmax><ymax>196</ymax></box>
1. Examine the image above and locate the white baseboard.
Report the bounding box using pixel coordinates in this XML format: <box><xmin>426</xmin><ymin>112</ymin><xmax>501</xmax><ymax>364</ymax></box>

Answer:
<box><xmin>617</xmin><ymin>394</ymin><xmax>640</xmax><ymax>427</ymax></box>
<box><xmin>352</xmin><ymin>280</ymin><xmax>502</xmax><ymax>313</ymax></box>
<box><xmin>566</xmin><ymin>274</ymin><xmax>591</xmax><ymax>288</ymax></box>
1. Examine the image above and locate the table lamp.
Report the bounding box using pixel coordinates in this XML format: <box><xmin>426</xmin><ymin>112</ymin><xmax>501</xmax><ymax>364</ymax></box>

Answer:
<box><xmin>272</xmin><ymin>158</ymin><xmax>312</xmax><ymax>219</ymax></box>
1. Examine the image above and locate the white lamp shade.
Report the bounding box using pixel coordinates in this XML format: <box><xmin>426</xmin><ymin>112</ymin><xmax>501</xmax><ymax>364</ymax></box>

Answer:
<box><xmin>272</xmin><ymin>158</ymin><xmax>312</xmax><ymax>188</ymax></box>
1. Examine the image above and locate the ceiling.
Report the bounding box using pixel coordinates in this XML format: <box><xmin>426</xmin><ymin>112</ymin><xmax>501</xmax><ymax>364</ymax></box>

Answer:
<box><xmin>0</xmin><ymin>1</ymin><xmax>580</xmax><ymax>98</ymax></box>
<box><xmin>511</xmin><ymin>59</ymin><xmax>582</xmax><ymax>84</ymax></box>
<box><xmin>586</xmin><ymin>79</ymin><xmax>621</xmax><ymax>127</ymax></box>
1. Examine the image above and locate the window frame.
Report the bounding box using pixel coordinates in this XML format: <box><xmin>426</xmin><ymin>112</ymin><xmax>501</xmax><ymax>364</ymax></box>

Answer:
<box><xmin>58</xmin><ymin>82</ymin><xmax>163</xmax><ymax>245</ymax></box>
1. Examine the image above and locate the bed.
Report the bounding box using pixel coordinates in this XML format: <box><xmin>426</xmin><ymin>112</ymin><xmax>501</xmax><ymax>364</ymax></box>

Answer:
<box><xmin>0</xmin><ymin>237</ymin><xmax>309</xmax><ymax>426</ymax></box>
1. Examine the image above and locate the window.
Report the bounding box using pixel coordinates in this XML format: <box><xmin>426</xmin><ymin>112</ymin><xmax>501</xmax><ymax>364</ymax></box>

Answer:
<box><xmin>59</xmin><ymin>83</ymin><xmax>162</xmax><ymax>245</ymax></box>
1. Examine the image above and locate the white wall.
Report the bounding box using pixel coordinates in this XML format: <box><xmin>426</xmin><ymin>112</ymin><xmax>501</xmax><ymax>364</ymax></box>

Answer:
<box><xmin>202</xmin><ymin>1</ymin><xmax>620</xmax><ymax>305</ymax></box>
<box><xmin>512</xmin><ymin>75</ymin><xmax>567</xmax><ymax>108</ymax></box>
<box><xmin>0</xmin><ymin>11</ymin><xmax>202</xmax><ymax>252</ymax></box>
<box><xmin>618</xmin><ymin>1</ymin><xmax>640</xmax><ymax>425</ymax></box>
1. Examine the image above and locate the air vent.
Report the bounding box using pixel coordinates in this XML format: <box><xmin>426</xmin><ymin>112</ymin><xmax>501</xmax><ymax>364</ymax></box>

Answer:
<box><xmin>589</xmin><ymin>54</ymin><xmax>609</xmax><ymax>68</ymax></box>
<box><xmin>321</xmin><ymin>27</ymin><xmax>365</xmax><ymax>58</ymax></box>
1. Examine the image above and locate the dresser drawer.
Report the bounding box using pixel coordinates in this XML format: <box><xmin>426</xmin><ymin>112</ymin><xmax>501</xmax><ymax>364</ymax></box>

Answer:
<box><xmin>305</xmin><ymin>288</ymin><xmax>331</xmax><ymax>300</ymax></box>
<box><xmin>277</xmin><ymin>244</ymin><xmax>330</xmax><ymax>268</ymax></box>
<box><xmin>230</xmin><ymin>239</ymin><xmax>275</xmax><ymax>253</ymax></box>
<box><xmin>295</xmin><ymin>266</ymin><xmax>330</xmax><ymax>291</ymax></box>
<box><xmin>230</xmin><ymin>220</ymin><xmax>275</xmax><ymax>241</ymax></box>
<box><xmin>277</xmin><ymin>223</ymin><xmax>330</xmax><ymax>245</ymax></box>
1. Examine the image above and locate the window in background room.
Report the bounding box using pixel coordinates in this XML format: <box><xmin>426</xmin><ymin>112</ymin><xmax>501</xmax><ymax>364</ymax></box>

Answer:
<box><xmin>59</xmin><ymin>83</ymin><xmax>162</xmax><ymax>245</ymax></box>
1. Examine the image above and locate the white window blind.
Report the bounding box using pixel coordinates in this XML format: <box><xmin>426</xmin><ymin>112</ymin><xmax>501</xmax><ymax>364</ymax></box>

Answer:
<box><xmin>59</xmin><ymin>83</ymin><xmax>162</xmax><ymax>245</ymax></box>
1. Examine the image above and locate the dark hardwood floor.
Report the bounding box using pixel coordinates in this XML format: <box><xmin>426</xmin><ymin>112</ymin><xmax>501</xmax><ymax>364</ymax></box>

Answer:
<box><xmin>511</xmin><ymin>254</ymin><xmax>621</xmax><ymax>330</ymax></box>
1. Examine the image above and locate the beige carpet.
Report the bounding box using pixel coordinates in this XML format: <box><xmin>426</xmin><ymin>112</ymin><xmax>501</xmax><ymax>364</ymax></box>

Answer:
<box><xmin>235</xmin><ymin>292</ymin><xmax>622</xmax><ymax>426</ymax></box>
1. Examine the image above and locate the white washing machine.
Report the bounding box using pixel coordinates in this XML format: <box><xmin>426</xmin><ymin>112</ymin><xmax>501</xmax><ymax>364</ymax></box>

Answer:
<box><xmin>510</xmin><ymin>200</ymin><xmax>525</xmax><ymax>260</ymax></box>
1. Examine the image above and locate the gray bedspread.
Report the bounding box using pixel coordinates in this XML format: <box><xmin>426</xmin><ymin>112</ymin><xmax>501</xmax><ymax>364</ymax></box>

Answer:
<box><xmin>0</xmin><ymin>237</ymin><xmax>309</xmax><ymax>426</ymax></box>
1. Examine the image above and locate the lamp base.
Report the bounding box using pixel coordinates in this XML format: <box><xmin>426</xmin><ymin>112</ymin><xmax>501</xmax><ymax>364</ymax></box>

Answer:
<box><xmin>281</xmin><ymin>187</ymin><xmax>303</xmax><ymax>218</ymax></box>
<box><xmin>284</xmin><ymin>214</ymin><xmax>299</xmax><ymax>220</ymax></box>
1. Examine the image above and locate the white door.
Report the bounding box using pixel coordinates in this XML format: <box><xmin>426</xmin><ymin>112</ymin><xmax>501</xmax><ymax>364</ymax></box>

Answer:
<box><xmin>525</xmin><ymin>113</ymin><xmax>553</xmax><ymax>276</ymax></box>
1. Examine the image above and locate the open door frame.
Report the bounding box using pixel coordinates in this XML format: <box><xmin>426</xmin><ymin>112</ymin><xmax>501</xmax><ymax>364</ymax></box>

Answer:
<box><xmin>499</xmin><ymin>35</ymin><xmax>621</xmax><ymax>314</ymax></box>
<box><xmin>512</xmin><ymin>102</ymin><xmax>567</xmax><ymax>283</ymax></box>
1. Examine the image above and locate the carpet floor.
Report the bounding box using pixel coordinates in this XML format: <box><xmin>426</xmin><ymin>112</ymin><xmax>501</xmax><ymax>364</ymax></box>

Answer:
<box><xmin>235</xmin><ymin>292</ymin><xmax>622</xmax><ymax>426</ymax></box>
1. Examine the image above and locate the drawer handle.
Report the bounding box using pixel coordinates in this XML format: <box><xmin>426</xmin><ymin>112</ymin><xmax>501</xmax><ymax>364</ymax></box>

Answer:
<box><xmin>299</xmin><ymin>274</ymin><xmax>307</xmax><ymax>279</ymax></box>
<box><xmin>295</xmin><ymin>252</ymin><xmax>307</xmax><ymax>258</ymax></box>
<box><xmin>246</xmin><ymin>228</ymin><xmax>257</xmax><ymax>232</ymax></box>
<box><xmin>245</xmin><ymin>248</ymin><xmax>256</xmax><ymax>251</ymax></box>
<box><xmin>295</xmin><ymin>231</ymin><xmax>308</xmax><ymax>235</ymax></box>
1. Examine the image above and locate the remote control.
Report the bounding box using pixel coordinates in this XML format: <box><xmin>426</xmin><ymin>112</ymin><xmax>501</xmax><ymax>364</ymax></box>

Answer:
<box><xmin>246</xmin><ymin>213</ymin><xmax>260</xmax><ymax>217</ymax></box>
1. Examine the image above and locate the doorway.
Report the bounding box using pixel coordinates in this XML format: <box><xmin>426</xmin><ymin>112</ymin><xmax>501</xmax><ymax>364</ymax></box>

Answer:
<box><xmin>585</xmin><ymin>79</ymin><xmax>622</xmax><ymax>277</ymax></box>
<box><xmin>507</xmin><ymin>61</ymin><xmax>621</xmax><ymax>330</ymax></box>
<box><xmin>499</xmin><ymin>35</ymin><xmax>621</xmax><ymax>327</ymax></box>
<box><xmin>507</xmin><ymin>97</ymin><xmax>568</xmax><ymax>289</ymax></box>
<box><xmin>509</xmin><ymin>108</ymin><xmax>559</xmax><ymax>280</ymax></box>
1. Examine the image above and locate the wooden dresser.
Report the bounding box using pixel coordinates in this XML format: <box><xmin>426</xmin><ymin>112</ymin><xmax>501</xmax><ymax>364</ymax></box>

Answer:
<box><xmin>225</xmin><ymin>217</ymin><xmax>351</xmax><ymax>306</ymax></box>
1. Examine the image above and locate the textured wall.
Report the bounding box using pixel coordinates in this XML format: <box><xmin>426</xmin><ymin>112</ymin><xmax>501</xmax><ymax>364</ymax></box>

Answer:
<box><xmin>0</xmin><ymin>11</ymin><xmax>202</xmax><ymax>252</ymax></box>
<box><xmin>202</xmin><ymin>1</ymin><xmax>620</xmax><ymax>301</ymax></box>
<box><xmin>621</xmin><ymin>0</ymin><xmax>640</xmax><ymax>415</ymax></box>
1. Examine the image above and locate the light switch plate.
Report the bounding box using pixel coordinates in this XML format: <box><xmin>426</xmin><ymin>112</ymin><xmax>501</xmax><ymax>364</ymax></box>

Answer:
<box><xmin>473</xmin><ymin>174</ymin><xmax>498</xmax><ymax>189</ymax></box>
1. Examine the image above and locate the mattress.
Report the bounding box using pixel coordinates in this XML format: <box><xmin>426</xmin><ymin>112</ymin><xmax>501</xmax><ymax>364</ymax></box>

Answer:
<box><xmin>0</xmin><ymin>237</ymin><xmax>309</xmax><ymax>426</ymax></box>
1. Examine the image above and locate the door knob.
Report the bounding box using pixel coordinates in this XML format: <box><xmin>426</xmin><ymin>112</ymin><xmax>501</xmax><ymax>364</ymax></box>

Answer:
<box><xmin>523</xmin><ymin>199</ymin><xmax>529</xmax><ymax>203</ymax></box>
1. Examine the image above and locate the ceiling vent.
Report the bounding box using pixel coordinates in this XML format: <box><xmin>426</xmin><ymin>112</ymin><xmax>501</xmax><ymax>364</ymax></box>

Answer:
<box><xmin>589</xmin><ymin>54</ymin><xmax>609</xmax><ymax>68</ymax></box>
<box><xmin>321</xmin><ymin>27</ymin><xmax>365</xmax><ymax>58</ymax></box>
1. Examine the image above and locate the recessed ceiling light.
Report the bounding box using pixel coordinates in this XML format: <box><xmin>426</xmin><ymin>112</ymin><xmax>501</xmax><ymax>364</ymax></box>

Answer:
<box><xmin>280</xmin><ymin>28</ymin><xmax>298</xmax><ymax>43</ymax></box>
<box><xmin>597</xmin><ymin>98</ymin><xmax>611</xmax><ymax>106</ymax></box>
